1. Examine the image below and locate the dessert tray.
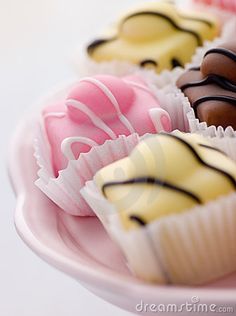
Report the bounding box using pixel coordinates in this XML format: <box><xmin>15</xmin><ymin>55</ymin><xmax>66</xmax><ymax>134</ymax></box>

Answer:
<box><xmin>8</xmin><ymin>88</ymin><xmax>236</xmax><ymax>315</ymax></box>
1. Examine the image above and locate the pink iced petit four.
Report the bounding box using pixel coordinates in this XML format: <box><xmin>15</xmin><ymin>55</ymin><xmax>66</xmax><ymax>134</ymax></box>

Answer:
<box><xmin>43</xmin><ymin>74</ymin><xmax>172</xmax><ymax>175</ymax></box>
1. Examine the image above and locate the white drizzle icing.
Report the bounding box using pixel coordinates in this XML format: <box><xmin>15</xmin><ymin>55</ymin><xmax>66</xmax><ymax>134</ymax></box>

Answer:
<box><xmin>80</xmin><ymin>77</ymin><xmax>135</xmax><ymax>134</ymax></box>
<box><xmin>123</xmin><ymin>79</ymin><xmax>154</xmax><ymax>95</ymax></box>
<box><xmin>61</xmin><ymin>136</ymin><xmax>98</xmax><ymax>160</ymax></box>
<box><xmin>66</xmin><ymin>99</ymin><xmax>117</xmax><ymax>139</ymax></box>
<box><xmin>44</xmin><ymin>112</ymin><xmax>66</xmax><ymax>119</ymax></box>
<box><xmin>149</xmin><ymin>108</ymin><xmax>171</xmax><ymax>132</ymax></box>
<box><xmin>59</xmin><ymin>77</ymin><xmax>169</xmax><ymax>161</ymax></box>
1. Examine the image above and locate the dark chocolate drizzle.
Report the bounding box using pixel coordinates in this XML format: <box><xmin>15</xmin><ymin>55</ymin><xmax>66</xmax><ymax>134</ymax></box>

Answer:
<box><xmin>102</xmin><ymin>176</ymin><xmax>202</xmax><ymax>203</ymax></box>
<box><xmin>204</xmin><ymin>48</ymin><xmax>236</xmax><ymax>63</ymax></box>
<box><xmin>192</xmin><ymin>95</ymin><xmax>236</xmax><ymax>113</ymax></box>
<box><xmin>199</xmin><ymin>143</ymin><xmax>226</xmax><ymax>155</ymax></box>
<box><xmin>188</xmin><ymin>66</ymin><xmax>200</xmax><ymax>71</ymax></box>
<box><xmin>122</xmin><ymin>11</ymin><xmax>202</xmax><ymax>46</ymax></box>
<box><xmin>87</xmin><ymin>9</ymin><xmax>208</xmax><ymax>55</ymax></box>
<box><xmin>179</xmin><ymin>74</ymin><xmax>236</xmax><ymax>93</ymax></box>
<box><xmin>87</xmin><ymin>38</ymin><xmax>117</xmax><ymax>55</ymax></box>
<box><xmin>171</xmin><ymin>58</ymin><xmax>183</xmax><ymax>68</ymax></box>
<box><xmin>178</xmin><ymin>14</ymin><xmax>213</xmax><ymax>28</ymax></box>
<box><xmin>129</xmin><ymin>215</ymin><xmax>147</xmax><ymax>226</ymax></box>
<box><xmin>159</xmin><ymin>133</ymin><xmax>236</xmax><ymax>188</ymax></box>
<box><xmin>101</xmin><ymin>133</ymin><xmax>236</xmax><ymax>202</ymax></box>
<box><xmin>140</xmin><ymin>59</ymin><xmax>158</xmax><ymax>68</ymax></box>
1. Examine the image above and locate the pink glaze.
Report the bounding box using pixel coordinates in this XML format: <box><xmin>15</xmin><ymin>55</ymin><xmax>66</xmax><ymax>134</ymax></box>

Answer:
<box><xmin>43</xmin><ymin>75</ymin><xmax>172</xmax><ymax>175</ymax></box>
<box><xmin>194</xmin><ymin>0</ymin><xmax>236</xmax><ymax>12</ymax></box>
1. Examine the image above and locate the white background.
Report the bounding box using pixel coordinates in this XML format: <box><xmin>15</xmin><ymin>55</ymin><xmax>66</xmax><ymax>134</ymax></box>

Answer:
<box><xmin>0</xmin><ymin>0</ymin><xmax>189</xmax><ymax>315</ymax></box>
<box><xmin>0</xmin><ymin>0</ymin><xmax>145</xmax><ymax>315</ymax></box>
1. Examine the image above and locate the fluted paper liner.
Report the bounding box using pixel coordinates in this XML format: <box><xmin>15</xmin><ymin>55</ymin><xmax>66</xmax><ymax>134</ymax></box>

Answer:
<box><xmin>35</xmin><ymin>133</ymin><xmax>140</xmax><ymax>216</ymax></box>
<box><xmin>150</xmin><ymin>87</ymin><xmax>190</xmax><ymax>132</ymax></box>
<box><xmin>81</xmin><ymin>135</ymin><xmax>236</xmax><ymax>285</ymax></box>
<box><xmin>74</xmin><ymin>54</ymin><xmax>184</xmax><ymax>89</ymax></box>
<box><xmin>167</xmin><ymin>87</ymin><xmax>236</xmax><ymax>137</ymax></box>
<box><xmin>34</xmin><ymin>71</ymin><xmax>187</xmax><ymax>217</ymax></box>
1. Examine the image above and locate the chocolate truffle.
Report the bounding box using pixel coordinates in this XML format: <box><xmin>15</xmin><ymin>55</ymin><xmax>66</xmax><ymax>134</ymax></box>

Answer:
<box><xmin>177</xmin><ymin>42</ymin><xmax>236</xmax><ymax>129</ymax></box>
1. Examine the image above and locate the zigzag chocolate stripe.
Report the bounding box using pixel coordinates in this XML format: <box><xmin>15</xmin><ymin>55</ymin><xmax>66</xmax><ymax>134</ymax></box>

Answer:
<box><xmin>188</xmin><ymin>66</ymin><xmax>200</xmax><ymax>71</ymax></box>
<box><xmin>160</xmin><ymin>133</ymin><xmax>236</xmax><ymax>188</ymax></box>
<box><xmin>179</xmin><ymin>74</ymin><xmax>236</xmax><ymax>93</ymax></box>
<box><xmin>140</xmin><ymin>58</ymin><xmax>183</xmax><ymax>69</ymax></box>
<box><xmin>178</xmin><ymin>14</ymin><xmax>213</xmax><ymax>28</ymax></box>
<box><xmin>87</xmin><ymin>9</ymin><xmax>210</xmax><ymax>55</ymax></box>
<box><xmin>204</xmin><ymin>48</ymin><xmax>236</xmax><ymax>63</ymax></box>
<box><xmin>192</xmin><ymin>95</ymin><xmax>236</xmax><ymax>114</ymax></box>
<box><xmin>102</xmin><ymin>176</ymin><xmax>202</xmax><ymax>204</ymax></box>
<box><xmin>122</xmin><ymin>11</ymin><xmax>203</xmax><ymax>45</ymax></box>
<box><xmin>171</xmin><ymin>58</ymin><xmax>183</xmax><ymax>68</ymax></box>
<box><xmin>87</xmin><ymin>37</ymin><xmax>117</xmax><ymax>55</ymax></box>
<box><xmin>140</xmin><ymin>59</ymin><xmax>158</xmax><ymax>67</ymax></box>
<box><xmin>129</xmin><ymin>215</ymin><xmax>147</xmax><ymax>226</ymax></box>
<box><xmin>199</xmin><ymin>143</ymin><xmax>226</xmax><ymax>155</ymax></box>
